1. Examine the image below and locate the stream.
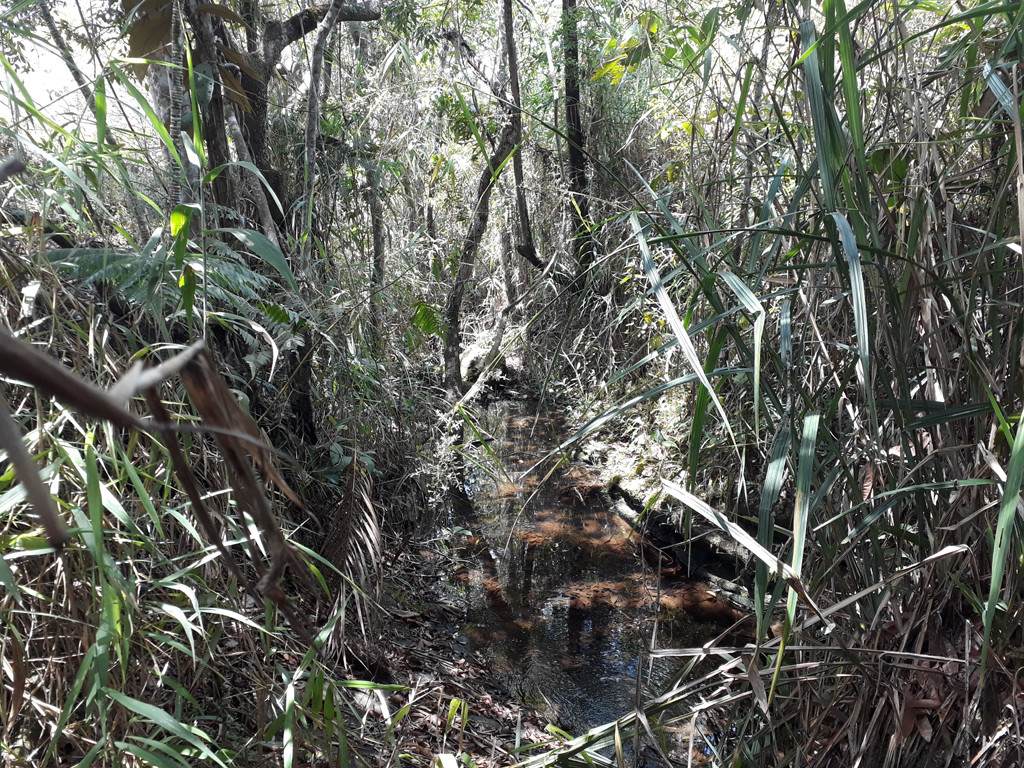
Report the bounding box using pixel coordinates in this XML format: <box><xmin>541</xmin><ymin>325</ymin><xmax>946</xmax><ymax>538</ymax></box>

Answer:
<box><xmin>446</xmin><ymin>398</ymin><xmax>723</xmax><ymax>735</ymax></box>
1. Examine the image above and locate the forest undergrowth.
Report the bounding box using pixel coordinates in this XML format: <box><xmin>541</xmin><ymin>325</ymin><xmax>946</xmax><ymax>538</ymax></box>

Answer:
<box><xmin>2</xmin><ymin>0</ymin><xmax>1024</xmax><ymax>765</ymax></box>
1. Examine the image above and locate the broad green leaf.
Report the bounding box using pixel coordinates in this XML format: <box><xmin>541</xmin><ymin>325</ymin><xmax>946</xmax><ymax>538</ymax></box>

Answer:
<box><xmin>103</xmin><ymin>687</ymin><xmax>228</xmax><ymax>767</ymax></box>
<box><xmin>211</xmin><ymin>227</ymin><xmax>298</xmax><ymax>290</ymax></box>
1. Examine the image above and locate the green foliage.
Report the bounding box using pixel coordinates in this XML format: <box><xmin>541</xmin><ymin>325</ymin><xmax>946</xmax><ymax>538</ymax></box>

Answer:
<box><xmin>4</xmin><ymin>0</ymin><xmax>1024</xmax><ymax>763</ymax></box>
<box><xmin>527</xmin><ymin>0</ymin><xmax>1024</xmax><ymax>763</ymax></box>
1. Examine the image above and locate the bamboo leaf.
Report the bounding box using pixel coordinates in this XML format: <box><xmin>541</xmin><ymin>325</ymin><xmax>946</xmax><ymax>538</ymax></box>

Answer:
<box><xmin>104</xmin><ymin>687</ymin><xmax>228</xmax><ymax>766</ymax></box>
<box><xmin>632</xmin><ymin>214</ymin><xmax>737</xmax><ymax>449</ymax></box>
<box><xmin>980</xmin><ymin>416</ymin><xmax>1024</xmax><ymax>685</ymax></box>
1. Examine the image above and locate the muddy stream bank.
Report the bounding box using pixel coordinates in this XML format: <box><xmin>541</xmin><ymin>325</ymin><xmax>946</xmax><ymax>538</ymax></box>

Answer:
<box><xmin>443</xmin><ymin>398</ymin><xmax>736</xmax><ymax>735</ymax></box>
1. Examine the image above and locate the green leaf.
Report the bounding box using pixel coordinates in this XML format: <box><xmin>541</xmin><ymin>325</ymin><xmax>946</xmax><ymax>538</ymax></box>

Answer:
<box><xmin>832</xmin><ymin>212</ymin><xmax>876</xmax><ymax>437</ymax></box>
<box><xmin>95</xmin><ymin>74</ymin><xmax>108</xmax><ymax>147</ymax></box>
<box><xmin>110</xmin><ymin>62</ymin><xmax>181</xmax><ymax>167</ymax></box>
<box><xmin>718</xmin><ymin>271</ymin><xmax>765</xmax><ymax>438</ymax></box>
<box><xmin>411</xmin><ymin>301</ymin><xmax>442</xmax><ymax>337</ymax></box>
<box><xmin>103</xmin><ymin>688</ymin><xmax>228</xmax><ymax>767</ymax></box>
<box><xmin>0</xmin><ymin>554</ymin><xmax>22</xmax><ymax>605</ymax></box>
<box><xmin>800</xmin><ymin>20</ymin><xmax>839</xmax><ymax>214</ymax></box>
<box><xmin>180</xmin><ymin>263</ymin><xmax>196</xmax><ymax>321</ymax></box>
<box><xmin>688</xmin><ymin>327</ymin><xmax>727</xmax><ymax>489</ymax></box>
<box><xmin>980</xmin><ymin>415</ymin><xmax>1024</xmax><ymax>685</ymax></box>
<box><xmin>632</xmin><ymin>213</ymin><xmax>737</xmax><ymax>450</ymax></box>
<box><xmin>787</xmin><ymin>414</ymin><xmax>820</xmax><ymax>630</ymax></box>
<box><xmin>117</xmin><ymin>741</ymin><xmax>191</xmax><ymax>768</ymax></box>
<box><xmin>756</xmin><ymin>423</ymin><xmax>792</xmax><ymax>629</ymax></box>
<box><xmin>170</xmin><ymin>204</ymin><xmax>197</xmax><ymax>238</ymax></box>
<box><xmin>211</xmin><ymin>227</ymin><xmax>298</xmax><ymax>290</ymax></box>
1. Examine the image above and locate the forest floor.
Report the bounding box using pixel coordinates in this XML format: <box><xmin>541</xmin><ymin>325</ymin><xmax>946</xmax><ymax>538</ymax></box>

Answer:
<box><xmin>339</xmin><ymin>544</ymin><xmax>562</xmax><ymax>768</ymax></box>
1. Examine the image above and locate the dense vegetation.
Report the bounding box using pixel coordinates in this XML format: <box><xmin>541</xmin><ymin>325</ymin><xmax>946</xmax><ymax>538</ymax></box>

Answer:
<box><xmin>1</xmin><ymin>0</ymin><xmax>1022</xmax><ymax>765</ymax></box>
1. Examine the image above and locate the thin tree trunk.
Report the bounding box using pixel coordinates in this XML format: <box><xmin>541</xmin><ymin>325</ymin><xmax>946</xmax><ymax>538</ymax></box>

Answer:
<box><xmin>300</xmin><ymin>0</ymin><xmax>349</xmax><ymax>271</ymax></box>
<box><xmin>226</xmin><ymin>108</ymin><xmax>280</xmax><ymax>248</ymax></box>
<box><xmin>563</xmin><ymin>0</ymin><xmax>592</xmax><ymax>278</ymax></box>
<box><xmin>39</xmin><ymin>1</ymin><xmax>97</xmax><ymax>116</ymax></box>
<box><xmin>443</xmin><ymin>121</ymin><xmax>518</xmax><ymax>395</ymax></box>
<box><xmin>347</xmin><ymin>22</ymin><xmax>387</xmax><ymax>347</ymax></box>
<box><xmin>365</xmin><ymin>161</ymin><xmax>386</xmax><ymax>346</ymax></box>
<box><xmin>503</xmin><ymin>0</ymin><xmax>540</xmax><ymax>269</ymax></box>
<box><xmin>190</xmin><ymin>11</ymin><xmax>234</xmax><ymax>216</ymax></box>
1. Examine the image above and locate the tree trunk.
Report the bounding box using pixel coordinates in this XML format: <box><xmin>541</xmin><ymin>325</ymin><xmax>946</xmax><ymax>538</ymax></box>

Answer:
<box><xmin>299</xmin><ymin>0</ymin><xmax>353</xmax><ymax>269</ymax></box>
<box><xmin>442</xmin><ymin>121</ymin><xmax>518</xmax><ymax>395</ymax></box>
<box><xmin>190</xmin><ymin>11</ymin><xmax>233</xmax><ymax>217</ymax></box>
<box><xmin>563</xmin><ymin>0</ymin><xmax>592</xmax><ymax>278</ymax></box>
<box><xmin>365</xmin><ymin>161</ymin><xmax>386</xmax><ymax>346</ymax></box>
<box><xmin>503</xmin><ymin>0</ymin><xmax>541</xmax><ymax>269</ymax></box>
<box><xmin>234</xmin><ymin>2</ymin><xmax>382</xmax><ymax>237</ymax></box>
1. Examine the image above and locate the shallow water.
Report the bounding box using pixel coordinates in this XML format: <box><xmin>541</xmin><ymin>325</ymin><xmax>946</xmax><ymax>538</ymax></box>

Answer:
<box><xmin>448</xmin><ymin>399</ymin><xmax>717</xmax><ymax>734</ymax></box>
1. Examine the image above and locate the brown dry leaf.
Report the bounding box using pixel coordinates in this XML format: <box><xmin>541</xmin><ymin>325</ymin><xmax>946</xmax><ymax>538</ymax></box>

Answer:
<box><xmin>860</xmin><ymin>461</ymin><xmax>875</xmax><ymax>501</ymax></box>
<box><xmin>899</xmin><ymin>695</ymin><xmax>916</xmax><ymax>741</ymax></box>
<box><xmin>745</xmin><ymin>652</ymin><xmax>772</xmax><ymax>724</ymax></box>
<box><xmin>219</xmin><ymin>66</ymin><xmax>253</xmax><ymax>112</ymax></box>
<box><xmin>0</xmin><ymin>328</ymin><xmax>142</xmax><ymax>432</ymax></box>
<box><xmin>179</xmin><ymin>349</ymin><xmax>302</xmax><ymax>508</ymax></box>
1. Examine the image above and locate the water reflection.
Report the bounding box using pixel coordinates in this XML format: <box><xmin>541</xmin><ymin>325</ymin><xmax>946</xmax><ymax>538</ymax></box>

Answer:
<box><xmin>449</xmin><ymin>399</ymin><xmax>715</xmax><ymax>734</ymax></box>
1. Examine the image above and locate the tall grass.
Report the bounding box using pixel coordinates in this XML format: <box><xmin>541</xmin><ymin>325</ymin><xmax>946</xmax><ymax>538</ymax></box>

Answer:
<box><xmin>534</xmin><ymin>0</ymin><xmax>1024</xmax><ymax>765</ymax></box>
<box><xmin>0</xmin><ymin>16</ymin><xmax>399</xmax><ymax>767</ymax></box>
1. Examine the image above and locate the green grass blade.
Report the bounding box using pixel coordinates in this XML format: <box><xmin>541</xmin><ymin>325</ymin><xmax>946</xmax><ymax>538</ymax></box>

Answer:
<box><xmin>688</xmin><ymin>328</ymin><xmax>727</xmax><ymax>490</ymax></box>
<box><xmin>756</xmin><ymin>423</ymin><xmax>792</xmax><ymax>629</ymax></box>
<box><xmin>109</xmin><ymin>62</ymin><xmax>181</xmax><ymax>167</ymax></box>
<box><xmin>832</xmin><ymin>212</ymin><xmax>877</xmax><ymax>438</ymax></box>
<box><xmin>103</xmin><ymin>688</ymin><xmax>229</xmax><ymax>767</ymax></box>
<box><xmin>786</xmin><ymin>414</ymin><xmax>819</xmax><ymax>629</ymax></box>
<box><xmin>980</xmin><ymin>414</ymin><xmax>1024</xmax><ymax>685</ymax></box>
<box><xmin>800</xmin><ymin>20</ymin><xmax>838</xmax><ymax>214</ymax></box>
<box><xmin>830</xmin><ymin>0</ymin><xmax>871</xmax><ymax>213</ymax></box>
<box><xmin>662</xmin><ymin>479</ymin><xmax>799</xmax><ymax>583</ymax></box>
<box><xmin>632</xmin><ymin>213</ymin><xmax>737</xmax><ymax>450</ymax></box>
<box><xmin>718</xmin><ymin>270</ymin><xmax>765</xmax><ymax>439</ymax></box>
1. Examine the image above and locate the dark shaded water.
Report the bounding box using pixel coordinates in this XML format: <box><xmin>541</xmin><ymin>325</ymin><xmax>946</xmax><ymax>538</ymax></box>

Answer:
<box><xmin>447</xmin><ymin>399</ymin><xmax>718</xmax><ymax>734</ymax></box>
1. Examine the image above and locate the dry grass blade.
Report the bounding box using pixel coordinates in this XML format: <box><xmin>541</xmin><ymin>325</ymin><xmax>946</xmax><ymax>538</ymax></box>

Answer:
<box><xmin>0</xmin><ymin>327</ymin><xmax>145</xmax><ymax>432</ymax></box>
<box><xmin>662</xmin><ymin>478</ymin><xmax>833</xmax><ymax>630</ymax></box>
<box><xmin>177</xmin><ymin>350</ymin><xmax>312</xmax><ymax>640</ymax></box>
